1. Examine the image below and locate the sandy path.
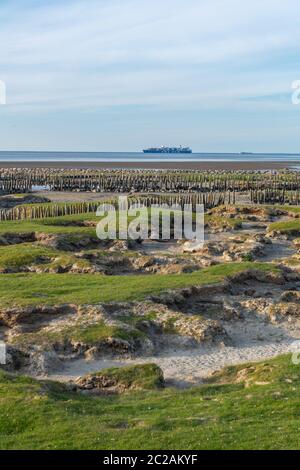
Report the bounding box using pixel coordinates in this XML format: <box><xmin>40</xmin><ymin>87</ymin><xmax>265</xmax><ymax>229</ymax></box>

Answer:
<box><xmin>47</xmin><ymin>315</ymin><xmax>300</xmax><ymax>387</ymax></box>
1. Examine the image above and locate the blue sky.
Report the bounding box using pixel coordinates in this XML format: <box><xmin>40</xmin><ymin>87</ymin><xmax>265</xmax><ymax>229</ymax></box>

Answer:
<box><xmin>0</xmin><ymin>0</ymin><xmax>300</xmax><ymax>152</ymax></box>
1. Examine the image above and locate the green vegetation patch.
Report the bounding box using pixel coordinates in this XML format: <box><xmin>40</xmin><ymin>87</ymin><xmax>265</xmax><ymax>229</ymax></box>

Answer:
<box><xmin>273</xmin><ymin>205</ymin><xmax>300</xmax><ymax>215</ymax></box>
<box><xmin>0</xmin><ymin>243</ymin><xmax>93</xmax><ymax>272</ymax></box>
<box><xmin>0</xmin><ymin>244</ymin><xmax>56</xmax><ymax>270</ymax></box>
<box><xmin>205</xmin><ymin>215</ymin><xmax>243</xmax><ymax>230</ymax></box>
<box><xmin>0</xmin><ymin>207</ymin><xmax>244</xmax><ymax>239</ymax></box>
<box><xmin>0</xmin><ymin>213</ymin><xmax>98</xmax><ymax>236</ymax></box>
<box><xmin>206</xmin><ymin>355</ymin><xmax>290</xmax><ymax>386</ymax></box>
<box><xmin>0</xmin><ymin>262</ymin><xmax>278</xmax><ymax>308</ymax></box>
<box><xmin>80</xmin><ymin>364</ymin><xmax>164</xmax><ymax>391</ymax></box>
<box><xmin>268</xmin><ymin>219</ymin><xmax>300</xmax><ymax>236</ymax></box>
<box><xmin>1</xmin><ymin>354</ymin><xmax>300</xmax><ymax>449</ymax></box>
<box><xmin>12</xmin><ymin>319</ymin><xmax>145</xmax><ymax>348</ymax></box>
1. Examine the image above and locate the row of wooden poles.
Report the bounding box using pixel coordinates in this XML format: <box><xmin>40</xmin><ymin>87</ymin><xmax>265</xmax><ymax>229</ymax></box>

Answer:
<box><xmin>250</xmin><ymin>189</ymin><xmax>300</xmax><ymax>205</ymax></box>
<box><xmin>1</xmin><ymin>168</ymin><xmax>300</xmax><ymax>193</ymax></box>
<box><xmin>0</xmin><ymin>192</ymin><xmax>232</xmax><ymax>221</ymax></box>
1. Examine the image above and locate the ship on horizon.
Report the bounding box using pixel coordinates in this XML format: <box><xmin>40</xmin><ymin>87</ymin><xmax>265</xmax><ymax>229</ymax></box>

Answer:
<box><xmin>143</xmin><ymin>145</ymin><xmax>192</xmax><ymax>154</ymax></box>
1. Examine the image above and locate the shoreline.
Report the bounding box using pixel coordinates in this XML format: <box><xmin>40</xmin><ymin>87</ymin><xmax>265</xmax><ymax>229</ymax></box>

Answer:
<box><xmin>0</xmin><ymin>160</ymin><xmax>299</xmax><ymax>170</ymax></box>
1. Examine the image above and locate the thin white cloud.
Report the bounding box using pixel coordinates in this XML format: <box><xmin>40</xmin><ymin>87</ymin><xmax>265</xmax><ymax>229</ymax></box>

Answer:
<box><xmin>0</xmin><ymin>0</ymin><xmax>299</xmax><ymax>112</ymax></box>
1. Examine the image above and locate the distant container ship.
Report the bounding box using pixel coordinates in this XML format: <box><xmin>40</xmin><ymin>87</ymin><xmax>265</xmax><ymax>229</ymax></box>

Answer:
<box><xmin>143</xmin><ymin>146</ymin><xmax>192</xmax><ymax>154</ymax></box>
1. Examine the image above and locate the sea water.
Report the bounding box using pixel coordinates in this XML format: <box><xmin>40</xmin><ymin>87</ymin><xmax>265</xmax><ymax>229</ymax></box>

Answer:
<box><xmin>0</xmin><ymin>151</ymin><xmax>300</xmax><ymax>163</ymax></box>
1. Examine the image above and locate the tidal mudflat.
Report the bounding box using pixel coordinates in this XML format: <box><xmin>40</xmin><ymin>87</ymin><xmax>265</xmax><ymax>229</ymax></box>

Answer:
<box><xmin>2</xmin><ymin>168</ymin><xmax>300</xmax><ymax>449</ymax></box>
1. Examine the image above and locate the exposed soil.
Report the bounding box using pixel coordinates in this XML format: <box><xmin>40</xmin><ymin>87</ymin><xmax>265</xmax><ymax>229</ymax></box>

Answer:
<box><xmin>3</xmin><ymin>204</ymin><xmax>300</xmax><ymax>388</ymax></box>
<box><xmin>45</xmin><ymin>276</ymin><xmax>300</xmax><ymax>388</ymax></box>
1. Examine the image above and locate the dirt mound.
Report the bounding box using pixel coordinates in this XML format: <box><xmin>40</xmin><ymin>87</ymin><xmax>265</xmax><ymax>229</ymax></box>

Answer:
<box><xmin>75</xmin><ymin>363</ymin><xmax>165</xmax><ymax>394</ymax></box>
<box><xmin>0</xmin><ymin>304</ymin><xmax>77</xmax><ymax>327</ymax></box>
<box><xmin>0</xmin><ymin>232</ymin><xmax>36</xmax><ymax>246</ymax></box>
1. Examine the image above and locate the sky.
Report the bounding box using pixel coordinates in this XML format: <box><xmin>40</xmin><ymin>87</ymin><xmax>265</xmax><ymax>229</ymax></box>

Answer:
<box><xmin>0</xmin><ymin>0</ymin><xmax>300</xmax><ymax>152</ymax></box>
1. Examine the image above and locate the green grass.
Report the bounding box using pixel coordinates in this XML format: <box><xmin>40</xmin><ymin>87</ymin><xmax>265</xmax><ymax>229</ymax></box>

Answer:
<box><xmin>0</xmin><ymin>213</ymin><xmax>98</xmax><ymax>236</ymax></box>
<box><xmin>0</xmin><ymin>243</ymin><xmax>92</xmax><ymax>272</ymax></box>
<box><xmin>1</xmin><ymin>354</ymin><xmax>300</xmax><ymax>449</ymax></box>
<box><xmin>273</xmin><ymin>205</ymin><xmax>300</xmax><ymax>214</ymax></box>
<box><xmin>75</xmin><ymin>323</ymin><xmax>144</xmax><ymax>343</ymax></box>
<box><xmin>12</xmin><ymin>319</ymin><xmax>145</xmax><ymax>348</ymax></box>
<box><xmin>205</xmin><ymin>215</ymin><xmax>243</xmax><ymax>229</ymax></box>
<box><xmin>0</xmin><ymin>209</ymin><xmax>242</xmax><ymax>238</ymax></box>
<box><xmin>0</xmin><ymin>262</ymin><xmax>278</xmax><ymax>308</ymax></box>
<box><xmin>268</xmin><ymin>219</ymin><xmax>300</xmax><ymax>235</ymax></box>
<box><xmin>0</xmin><ymin>244</ymin><xmax>56</xmax><ymax>270</ymax></box>
<box><xmin>240</xmin><ymin>253</ymin><xmax>254</xmax><ymax>262</ymax></box>
<box><xmin>81</xmin><ymin>364</ymin><xmax>164</xmax><ymax>391</ymax></box>
<box><xmin>206</xmin><ymin>357</ymin><xmax>289</xmax><ymax>385</ymax></box>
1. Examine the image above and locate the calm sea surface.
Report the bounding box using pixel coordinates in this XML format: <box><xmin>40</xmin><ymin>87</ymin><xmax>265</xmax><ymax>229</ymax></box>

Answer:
<box><xmin>0</xmin><ymin>151</ymin><xmax>300</xmax><ymax>162</ymax></box>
